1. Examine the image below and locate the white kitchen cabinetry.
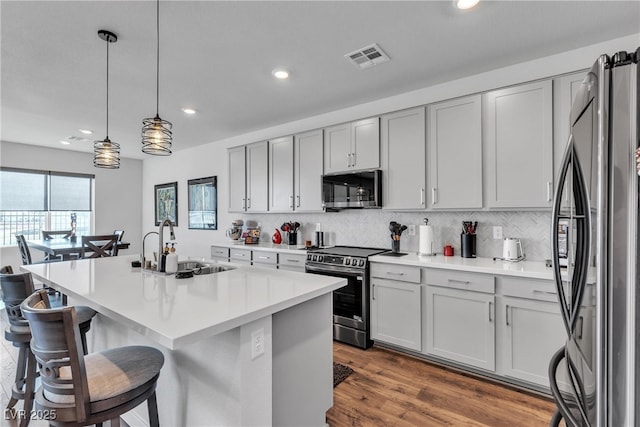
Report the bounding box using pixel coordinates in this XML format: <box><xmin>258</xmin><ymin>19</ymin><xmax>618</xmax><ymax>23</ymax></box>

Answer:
<box><xmin>381</xmin><ymin>107</ymin><xmax>427</xmax><ymax>210</ymax></box>
<box><xmin>370</xmin><ymin>263</ymin><xmax>422</xmax><ymax>351</ymax></box>
<box><xmin>277</xmin><ymin>252</ymin><xmax>306</xmax><ymax>272</ymax></box>
<box><xmin>484</xmin><ymin>80</ymin><xmax>554</xmax><ymax>208</ymax></box>
<box><xmin>498</xmin><ymin>277</ymin><xmax>570</xmax><ymax>389</ymax></box>
<box><xmin>229</xmin><ymin>247</ymin><xmax>252</xmax><ymax>265</ymax></box>
<box><xmin>228</xmin><ymin>142</ymin><xmax>269</xmax><ymax>212</ymax></box>
<box><xmin>269</xmin><ymin>136</ymin><xmax>294</xmax><ymax>212</ymax></box>
<box><xmin>427</xmin><ymin>95</ymin><xmax>482</xmax><ymax>209</ymax></box>
<box><xmin>425</xmin><ymin>270</ymin><xmax>495</xmax><ymax>371</ymax></box>
<box><xmin>211</xmin><ymin>246</ymin><xmax>230</xmax><ymax>261</ymax></box>
<box><xmin>228</xmin><ymin>146</ymin><xmax>247</xmax><ymax>212</ymax></box>
<box><xmin>294</xmin><ymin>130</ymin><xmax>324</xmax><ymax>212</ymax></box>
<box><xmin>252</xmin><ymin>249</ymin><xmax>278</xmax><ymax>269</ymax></box>
<box><xmin>324</xmin><ymin>117</ymin><xmax>380</xmax><ymax>173</ymax></box>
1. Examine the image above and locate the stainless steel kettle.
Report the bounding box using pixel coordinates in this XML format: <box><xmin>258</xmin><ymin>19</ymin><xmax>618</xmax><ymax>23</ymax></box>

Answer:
<box><xmin>502</xmin><ymin>237</ymin><xmax>525</xmax><ymax>261</ymax></box>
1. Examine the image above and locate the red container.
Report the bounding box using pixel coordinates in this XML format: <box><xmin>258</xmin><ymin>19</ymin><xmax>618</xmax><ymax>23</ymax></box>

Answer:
<box><xmin>443</xmin><ymin>245</ymin><xmax>454</xmax><ymax>256</ymax></box>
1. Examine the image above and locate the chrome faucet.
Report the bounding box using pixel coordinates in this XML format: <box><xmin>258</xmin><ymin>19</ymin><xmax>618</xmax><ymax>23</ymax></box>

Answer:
<box><xmin>157</xmin><ymin>219</ymin><xmax>176</xmax><ymax>272</ymax></box>
<box><xmin>142</xmin><ymin>231</ymin><xmax>159</xmax><ymax>268</ymax></box>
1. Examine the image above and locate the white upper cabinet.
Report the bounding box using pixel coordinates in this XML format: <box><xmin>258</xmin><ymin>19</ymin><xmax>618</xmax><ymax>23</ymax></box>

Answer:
<box><xmin>246</xmin><ymin>141</ymin><xmax>269</xmax><ymax>212</ymax></box>
<box><xmin>228</xmin><ymin>145</ymin><xmax>247</xmax><ymax>213</ymax></box>
<box><xmin>269</xmin><ymin>136</ymin><xmax>294</xmax><ymax>212</ymax></box>
<box><xmin>294</xmin><ymin>129</ymin><xmax>324</xmax><ymax>212</ymax></box>
<box><xmin>427</xmin><ymin>95</ymin><xmax>482</xmax><ymax>209</ymax></box>
<box><xmin>324</xmin><ymin>117</ymin><xmax>380</xmax><ymax>173</ymax></box>
<box><xmin>484</xmin><ymin>80</ymin><xmax>554</xmax><ymax>208</ymax></box>
<box><xmin>381</xmin><ymin>107</ymin><xmax>427</xmax><ymax>210</ymax></box>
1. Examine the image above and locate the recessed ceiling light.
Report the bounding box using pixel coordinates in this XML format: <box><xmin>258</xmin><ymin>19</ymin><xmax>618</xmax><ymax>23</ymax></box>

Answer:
<box><xmin>182</xmin><ymin>107</ymin><xmax>196</xmax><ymax>115</ymax></box>
<box><xmin>78</xmin><ymin>129</ymin><xmax>93</xmax><ymax>135</ymax></box>
<box><xmin>456</xmin><ymin>0</ymin><xmax>479</xmax><ymax>9</ymax></box>
<box><xmin>59</xmin><ymin>140</ymin><xmax>71</xmax><ymax>145</ymax></box>
<box><xmin>272</xmin><ymin>69</ymin><xmax>290</xmax><ymax>79</ymax></box>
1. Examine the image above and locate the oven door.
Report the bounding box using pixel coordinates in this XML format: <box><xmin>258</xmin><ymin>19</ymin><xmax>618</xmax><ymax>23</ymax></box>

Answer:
<box><xmin>305</xmin><ymin>263</ymin><xmax>367</xmax><ymax>331</ymax></box>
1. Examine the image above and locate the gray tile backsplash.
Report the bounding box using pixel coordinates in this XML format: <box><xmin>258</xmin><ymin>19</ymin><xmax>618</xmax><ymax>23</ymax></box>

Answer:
<box><xmin>232</xmin><ymin>210</ymin><xmax>551</xmax><ymax>262</ymax></box>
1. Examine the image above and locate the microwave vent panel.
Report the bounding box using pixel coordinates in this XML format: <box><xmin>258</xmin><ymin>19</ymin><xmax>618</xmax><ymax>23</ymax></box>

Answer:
<box><xmin>345</xmin><ymin>44</ymin><xmax>390</xmax><ymax>69</ymax></box>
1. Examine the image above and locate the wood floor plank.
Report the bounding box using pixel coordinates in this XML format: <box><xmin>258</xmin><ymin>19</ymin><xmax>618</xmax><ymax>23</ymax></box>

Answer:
<box><xmin>328</xmin><ymin>342</ymin><xmax>559</xmax><ymax>427</ymax></box>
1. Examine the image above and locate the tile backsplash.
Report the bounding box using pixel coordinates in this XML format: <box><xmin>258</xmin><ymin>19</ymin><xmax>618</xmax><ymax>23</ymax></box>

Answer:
<box><xmin>232</xmin><ymin>210</ymin><xmax>551</xmax><ymax>262</ymax></box>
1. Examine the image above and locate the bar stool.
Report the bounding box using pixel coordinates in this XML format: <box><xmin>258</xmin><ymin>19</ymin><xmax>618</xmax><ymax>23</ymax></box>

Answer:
<box><xmin>21</xmin><ymin>290</ymin><xmax>164</xmax><ymax>427</ymax></box>
<box><xmin>0</xmin><ymin>270</ymin><xmax>96</xmax><ymax>426</ymax></box>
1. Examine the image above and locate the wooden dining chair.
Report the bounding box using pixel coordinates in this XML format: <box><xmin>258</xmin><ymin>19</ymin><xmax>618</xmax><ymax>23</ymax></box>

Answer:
<box><xmin>21</xmin><ymin>289</ymin><xmax>164</xmax><ymax>427</ymax></box>
<box><xmin>0</xmin><ymin>271</ymin><xmax>96</xmax><ymax>426</ymax></box>
<box><xmin>81</xmin><ymin>235</ymin><xmax>119</xmax><ymax>258</ymax></box>
<box><xmin>42</xmin><ymin>230</ymin><xmax>73</xmax><ymax>240</ymax></box>
<box><xmin>113</xmin><ymin>230</ymin><xmax>124</xmax><ymax>242</ymax></box>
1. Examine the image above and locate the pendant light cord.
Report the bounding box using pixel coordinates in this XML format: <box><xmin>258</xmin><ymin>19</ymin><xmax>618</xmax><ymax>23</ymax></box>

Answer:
<box><xmin>155</xmin><ymin>0</ymin><xmax>160</xmax><ymax>116</ymax></box>
<box><xmin>106</xmin><ymin>36</ymin><xmax>110</xmax><ymax>139</ymax></box>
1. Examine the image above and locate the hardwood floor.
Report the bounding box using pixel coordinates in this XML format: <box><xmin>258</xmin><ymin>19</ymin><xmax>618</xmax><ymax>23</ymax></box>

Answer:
<box><xmin>328</xmin><ymin>341</ymin><xmax>560</xmax><ymax>427</ymax></box>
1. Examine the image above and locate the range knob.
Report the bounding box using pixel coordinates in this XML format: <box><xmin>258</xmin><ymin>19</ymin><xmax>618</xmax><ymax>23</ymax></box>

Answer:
<box><xmin>318</xmin><ymin>256</ymin><xmax>324</xmax><ymax>262</ymax></box>
<box><xmin>359</xmin><ymin>259</ymin><xmax>365</xmax><ymax>267</ymax></box>
<box><xmin>307</xmin><ymin>254</ymin><xmax>312</xmax><ymax>261</ymax></box>
<box><xmin>346</xmin><ymin>259</ymin><xmax>352</xmax><ymax>266</ymax></box>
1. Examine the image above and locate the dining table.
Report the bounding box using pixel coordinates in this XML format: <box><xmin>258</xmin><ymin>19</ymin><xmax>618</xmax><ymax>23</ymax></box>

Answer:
<box><xmin>27</xmin><ymin>237</ymin><xmax>130</xmax><ymax>260</ymax></box>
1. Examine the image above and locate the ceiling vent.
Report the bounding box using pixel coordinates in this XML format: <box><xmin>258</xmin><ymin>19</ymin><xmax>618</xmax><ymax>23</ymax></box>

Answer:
<box><xmin>344</xmin><ymin>43</ymin><xmax>390</xmax><ymax>69</ymax></box>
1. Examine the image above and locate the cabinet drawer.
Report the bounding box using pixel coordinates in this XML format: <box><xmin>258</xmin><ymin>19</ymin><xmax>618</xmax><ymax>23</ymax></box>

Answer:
<box><xmin>500</xmin><ymin>277</ymin><xmax>558</xmax><ymax>303</ymax></box>
<box><xmin>252</xmin><ymin>250</ymin><xmax>277</xmax><ymax>265</ymax></box>
<box><xmin>370</xmin><ymin>263</ymin><xmax>421</xmax><ymax>283</ymax></box>
<box><xmin>211</xmin><ymin>246</ymin><xmax>229</xmax><ymax>259</ymax></box>
<box><xmin>230</xmin><ymin>248</ymin><xmax>252</xmax><ymax>261</ymax></box>
<box><xmin>426</xmin><ymin>269</ymin><xmax>494</xmax><ymax>294</ymax></box>
<box><xmin>278</xmin><ymin>252</ymin><xmax>306</xmax><ymax>268</ymax></box>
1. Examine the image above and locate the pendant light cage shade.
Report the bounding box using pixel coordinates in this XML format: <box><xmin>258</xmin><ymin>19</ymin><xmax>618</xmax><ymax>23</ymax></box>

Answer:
<box><xmin>142</xmin><ymin>115</ymin><xmax>173</xmax><ymax>155</ymax></box>
<box><xmin>94</xmin><ymin>29</ymin><xmax>120</xmax><ymax>169</ymax></box>
<box><xmin>142</xmin><ymin>0</ymin><xmax>173</xmax><ymax>156</ymax></box>
<box><xmin>94</xmin><ymin>138</ymin><xmax>121</xmax><ymax>168</ymax></box>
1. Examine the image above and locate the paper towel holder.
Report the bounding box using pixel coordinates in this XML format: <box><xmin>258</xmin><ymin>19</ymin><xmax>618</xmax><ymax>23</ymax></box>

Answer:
<box><xmin>418</xmin><ymin>218</ymin><xmax>437</xmax><ymax>257</ymax></box>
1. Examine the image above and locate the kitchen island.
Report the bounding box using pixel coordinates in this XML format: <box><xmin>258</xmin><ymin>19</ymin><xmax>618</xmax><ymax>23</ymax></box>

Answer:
<box><xmin>22</xmin><ymin>255</ymin><xmax>346</xmax><ymax>427</ymax></box>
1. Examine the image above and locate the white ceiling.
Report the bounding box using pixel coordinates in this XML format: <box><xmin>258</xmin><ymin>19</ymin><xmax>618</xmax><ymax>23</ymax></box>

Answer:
<box><xmin>2</xmin><ymin>1</ymin><xmax>639</xmax><ymax>160</ymax></box>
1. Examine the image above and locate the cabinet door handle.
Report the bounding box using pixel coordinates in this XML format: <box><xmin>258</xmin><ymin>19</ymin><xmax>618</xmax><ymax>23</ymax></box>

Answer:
<box><xmin>351</xmin><ymin>152</ymin><xmax>356</xmax><ymax>167</ymax></box>
<box><xmin>285</xmin><ymin>259</ymin><xmax>300</xmax><ymax>263</ymax></box>
<box><xmin>432</xmin><ymin>188</ymin><xmax>437</xmax><ymax>205</ymax></box>
<box><xmin>533</xmin><ymin>289</ymin><xmax>557</xmax><ymax>296</ymax></box>
<box><xmin>289</xmin><ymin>195</ymin><xmax>294</xmax><ymax>208</ymax></box>
<box><xmin>242</xmin><ymin>198</ymin><xmax>246</xmax><ymax>210</ymax></box>
<box><xmin>296</xmin><ymin>195</ymin><xmax>300</xmax><ymax>207</ymax></box>
<box><xmin>372</xmin><ymin>284</ymin><xmax>375</xmax><ymax>300</ymax></box>
<box><xmin>447</xmin><ymin>279</ymin><xmax>470</xmax><ymax>285</ymax></box>
<box><xmin>578</xmin><ymin>315</ymin><xmax>584</xmax><ymax>339</ymax></box>
<box><xmin>247</xmin><ymin>198</ymin><xmax>251</xmax><ymax>209</ymax></box>
<box><xmin>347</xmin><ymin>153</ymin><xmax>352</xmax><ymax>168</ymax></box>
<box><xmin>547</xmin><ymin>181</ymin><xmax>553</xmax><ymax>202</ymax></box>
<box><xmin>386</xmin><ymin>271</ymin><xmax>405</xmax><ymax>276</ymax></box>
<box><xmin>258</xmin><ymin>256</ymin><xmax>270</xmax><ymax>260</ymax></box>
<box><xmin>488</xmin><ymin>302</ymin><xmax>493</xmax><ymax>322</ymax></box>
<box><xmin>506</xmin><ymin>304</ymin><xmax>510</xmax><ymax>326</ymax></box>
<box><xmin>420</xmin><ymin>188</ymin><xmax>425</xmax><ymax>205</ymax></box>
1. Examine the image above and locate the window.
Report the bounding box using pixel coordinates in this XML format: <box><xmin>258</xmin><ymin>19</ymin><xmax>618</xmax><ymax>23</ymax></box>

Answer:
<box><xmin>0</xmin><ymin>168</ymin><xmax>94</xmax><ymax>246</ymax></box>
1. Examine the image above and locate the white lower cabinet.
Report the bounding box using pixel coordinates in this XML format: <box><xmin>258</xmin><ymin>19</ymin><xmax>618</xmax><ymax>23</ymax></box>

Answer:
<box><xmin>500</xmin><ymin>296</ymin><xmax>566</xmax><ymax>387</ymax></box>
<box><xmin>370</xmin><ymin>263</ymin><xmax>422</xmax><ymax>351</ymax></box>
<box><xmin>277</xmin><ymin>252</ymin><xmax>306</xmax><ymax>272</ymax></box>
<box><xmin>425</xmin><ymin>285</ymin><xmax>495</xmax><ymax>371</ymax></box>
<box><xmin>370</xmin><ymin>277</ymin><xmax>422</xmax><ymax>351</ymax></box>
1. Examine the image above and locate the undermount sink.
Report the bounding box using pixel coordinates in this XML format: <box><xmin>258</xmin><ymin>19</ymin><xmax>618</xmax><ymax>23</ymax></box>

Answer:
<box><xmin>177</xmin><ymin>261</ymin><xmax>235</xmax><ymax>275</ymax></box>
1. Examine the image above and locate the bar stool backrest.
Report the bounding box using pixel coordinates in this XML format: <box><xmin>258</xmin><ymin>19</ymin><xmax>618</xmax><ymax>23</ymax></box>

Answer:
<box><xmin>0</xmin><ymin>271</ymin><xmax>35</xmax><ymax>328</ymax></box>
<box><xmin>15</xmin><ymin>235</ymin><xmax>33</xmax><ymax>265</ymax></box>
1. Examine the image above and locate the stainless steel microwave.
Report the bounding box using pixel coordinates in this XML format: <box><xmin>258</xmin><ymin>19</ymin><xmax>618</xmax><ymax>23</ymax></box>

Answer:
<box><xmin>322</xmin><ymin>169</ymin><xmax>382</xmax><ymax>210</ymax></box>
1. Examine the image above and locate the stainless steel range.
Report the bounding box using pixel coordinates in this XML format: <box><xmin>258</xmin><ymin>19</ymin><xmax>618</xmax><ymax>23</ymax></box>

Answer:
<box><xmin>305</xmin><ymin>246</ymin><xmax>388</xmax><ymax>349</ymax></box>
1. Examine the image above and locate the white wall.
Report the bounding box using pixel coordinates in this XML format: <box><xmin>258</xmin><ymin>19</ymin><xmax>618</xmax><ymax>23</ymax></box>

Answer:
<box><xmin>0</xmin><ymin>141</ymin><xmax>143</xmax><ymax>268</ymax></box>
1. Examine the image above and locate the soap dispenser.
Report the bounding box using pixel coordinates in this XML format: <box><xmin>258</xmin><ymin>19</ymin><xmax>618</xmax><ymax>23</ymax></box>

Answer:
<box><xmin>166</xmin><ymin>243</ymin><xmax>178</xmax><ymax>274</ymax></box>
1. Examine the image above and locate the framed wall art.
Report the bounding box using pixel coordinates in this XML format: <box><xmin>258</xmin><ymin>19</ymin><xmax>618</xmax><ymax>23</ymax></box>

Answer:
<box><xmin>187</xmin><ymin>176</ymin><xmax>217</xmax><ymax>230</ymax></box>
<box><xmin>154</xmin><ymin>181</ymin><xmax>178</xmax><ymax>226</ymax></box>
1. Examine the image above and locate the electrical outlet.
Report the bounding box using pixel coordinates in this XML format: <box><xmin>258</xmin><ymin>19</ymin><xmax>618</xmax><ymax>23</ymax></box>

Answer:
<box><xmin>493</xmin><ymin>226</ymin><xmax>503</xmax><ymax>240</ymax></box>
<box><xmin>408</xmin><ymin>225</ymin><xmax>416</xmax><ymax>236</ymax></box>
<box><xmin>251</xmin><ymin>328</ymin><xmax>264</xmax><ymax>360</ymax></box>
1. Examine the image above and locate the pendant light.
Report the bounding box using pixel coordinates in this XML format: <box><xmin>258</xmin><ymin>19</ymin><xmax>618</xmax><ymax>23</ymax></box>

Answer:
<box><xmin>141</xmin><ymin>0</ymin><xmax>172</xmax><ymax>155</ymax></box>
<box><xmin>94</xmin><ymin>30</ymin><xmax>120</xmax><ymax>169</ymax></box>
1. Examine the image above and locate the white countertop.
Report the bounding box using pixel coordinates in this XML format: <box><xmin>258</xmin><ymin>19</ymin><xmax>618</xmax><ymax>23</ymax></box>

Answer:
<box><xmin>21</xmin><ymin>256</ymin><xmax>346</xmax><ymax>349</ymax></box>
<box><xmin>213</xmin><ymin>240</ymin><xmax>311</xmax><ymax>255</ymax></box>
<box><xmin>369</xmin><ymin>253</ymin><xmax>555</xmax><ymax>280</ymax></box>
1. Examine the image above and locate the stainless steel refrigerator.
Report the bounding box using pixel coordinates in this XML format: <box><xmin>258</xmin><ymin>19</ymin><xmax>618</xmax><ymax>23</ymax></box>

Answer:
<box><xmin>549</xmin><ymin>48</ymin><xmax>639</xmax><ymax>426</ymax></box>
